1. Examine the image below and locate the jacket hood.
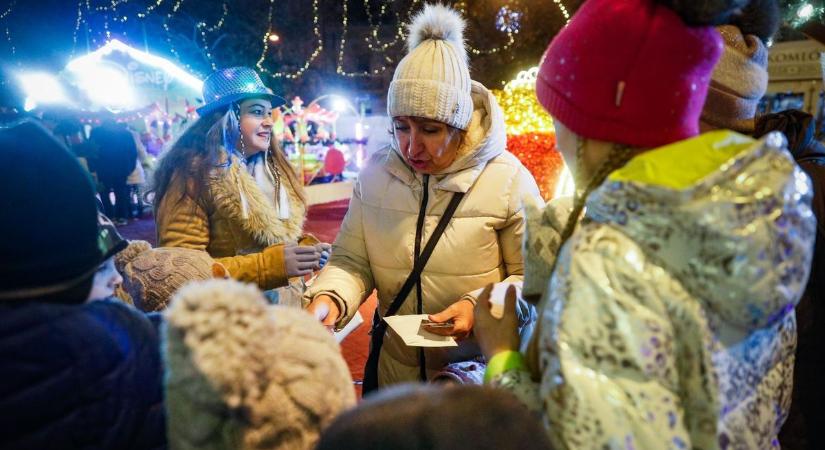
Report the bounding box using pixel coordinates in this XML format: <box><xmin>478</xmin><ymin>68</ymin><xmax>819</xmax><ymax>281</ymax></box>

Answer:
<box><xmin>389</xmin><ymin>80</ymin><xmax>506</xmax><ymax>192</ymax></box>
<box><xmin>587</xmin><ymin>130</ymin><xmax>816</xmax><ymax>329</ymax></box>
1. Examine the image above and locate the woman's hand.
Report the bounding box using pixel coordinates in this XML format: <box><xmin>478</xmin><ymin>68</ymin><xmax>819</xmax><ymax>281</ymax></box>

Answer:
<box><xmin>306</xmin><ymin>294</ymin><xmax>340</xmax><ymax>330</ymax></box>
<box><xmin>284</xmin><ymin>243</ymin><xmax>321</xmax><ymax>277</ymax></box>
<box><xmin>424</xmin><ymin>298</ymin><xmax>475</xmax><ymax>340</ymax></box>
<box><xmin>473</xmin><ymin>284</ymin><xmax>520</xmax><ymax>359</ymax></box>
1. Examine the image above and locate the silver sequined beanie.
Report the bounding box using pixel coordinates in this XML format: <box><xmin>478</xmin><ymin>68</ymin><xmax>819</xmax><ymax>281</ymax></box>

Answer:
<box><xmin>163</xmin><ymin>279</ymin><xmax>355</xmax><ymax>450</ymax></box>
<box><xmin>387</xmin><ymin>3</ymin><xmax>473</xmax><ymax>130</ymax></box>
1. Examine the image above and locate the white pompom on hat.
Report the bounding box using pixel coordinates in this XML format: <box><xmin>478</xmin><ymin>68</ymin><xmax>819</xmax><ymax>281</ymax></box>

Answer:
<box><xmin>387</xmin><ymin>3</ymin><xmax>473</xmax><ymax>130</ymax></box>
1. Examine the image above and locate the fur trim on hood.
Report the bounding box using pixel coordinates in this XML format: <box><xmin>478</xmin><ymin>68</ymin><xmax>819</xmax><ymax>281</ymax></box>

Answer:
<box><xmin>208</xmin><ymin>154</ymin><xmax>306</xmax><ymax>247</ymax></box>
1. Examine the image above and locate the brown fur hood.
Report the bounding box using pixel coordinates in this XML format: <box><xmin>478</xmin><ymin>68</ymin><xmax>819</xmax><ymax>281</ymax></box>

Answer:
<box><xmin>207</xmin><ymin>153</ymin><xmax>306</xmax><ymax>247</ymax></box>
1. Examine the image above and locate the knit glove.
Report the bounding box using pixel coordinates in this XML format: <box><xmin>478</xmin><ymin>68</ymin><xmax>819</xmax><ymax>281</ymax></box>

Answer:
<box><xmin>284</xmin><ymin>244</ymin><xmax>321</xmax><ymax>277</ymax></box>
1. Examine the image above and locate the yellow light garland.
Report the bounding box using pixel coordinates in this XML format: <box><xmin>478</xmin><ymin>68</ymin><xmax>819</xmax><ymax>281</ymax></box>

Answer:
<box><xmin>454</xmin><ymin>2</ymin><xmax>517</xmax><ymax>56</ymax></box>
<box><xmin>553</xmin><ymin>0</ymin><xmax>571</xmax><ymax>24</ymax></box>
<box><xmin>257</xmin><ymin>0</ymin><xmax>323</xmax><ymax>79</ymax></box>
<box><xmin>493</xmin><ymin>66</ymin><xmax>554</xmax><ymax>135</ymax></box>
<box><xmin>162</xmin><ymin>0</ymin><xmax>187</xmax><ymax>67</ymax></box>
<box><xmin>494</xmin><ymin>66</ymin><xmax>572</xmax><ymax>200</ymax></box>
<box><xmin>337</xmin><ymin>0</ymin><xmax>423</xmax><ymax>77</ymax></box>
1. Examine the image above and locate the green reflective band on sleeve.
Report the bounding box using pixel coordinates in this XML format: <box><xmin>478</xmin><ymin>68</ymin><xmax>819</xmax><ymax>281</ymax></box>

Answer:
<box><xmin>484</xmin><ymin>350</ymin><xmax>527</xmax><ymax>384</ymax></box>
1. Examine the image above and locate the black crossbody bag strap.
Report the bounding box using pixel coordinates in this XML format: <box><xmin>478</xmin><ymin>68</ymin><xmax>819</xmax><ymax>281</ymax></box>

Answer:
<box><xmin>362</xmin><ymin>190</ymin><xmax>465</xmax><ymax>394</ymax></box>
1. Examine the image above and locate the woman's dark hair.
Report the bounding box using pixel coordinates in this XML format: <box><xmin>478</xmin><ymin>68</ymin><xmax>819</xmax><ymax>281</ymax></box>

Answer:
<box><xmin>150</xmin><ymin>108</ymin><xmax>226</xmax><ymax>212</ymax></box>
<box><xmin>729</xmin><ymin>0</ymin><xmax>781</xmax><ymax>43</ymax></box>
<box><xmin>656</xmin><ymin>0</ymin><xmax>749</xmax><ymax>26</ymax></box>
<box><xmin>316</xmin><ymin>384</ymin><xmax>553</xmax><ymax>450</ymax></box>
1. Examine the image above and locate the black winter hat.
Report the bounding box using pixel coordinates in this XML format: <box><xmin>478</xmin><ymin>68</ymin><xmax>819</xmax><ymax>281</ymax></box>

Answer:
<box><xmin>0</xmin><ymin>119</ymin><xmax>117</xmax><ymax>300</ymax></box>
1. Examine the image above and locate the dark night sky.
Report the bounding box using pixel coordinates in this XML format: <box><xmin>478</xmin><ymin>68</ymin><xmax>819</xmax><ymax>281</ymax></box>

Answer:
<box><xmin>2</xmin><ymin>0</ymin><xmax>806</xmax><ymax>102</ymax></box>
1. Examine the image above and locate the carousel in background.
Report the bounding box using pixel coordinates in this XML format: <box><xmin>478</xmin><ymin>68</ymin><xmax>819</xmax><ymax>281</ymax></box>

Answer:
<box><xmin>273</xmin><ymin>94</ymin><xmax>384</xmax><ymax>205</ymax></box>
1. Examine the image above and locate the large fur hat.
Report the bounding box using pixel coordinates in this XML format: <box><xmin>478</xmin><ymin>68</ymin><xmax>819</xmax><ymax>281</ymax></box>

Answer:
<box><xmin>164</xmin><ymin>279</ymin><xmax>356</xmax><ymax>450</ymax></box>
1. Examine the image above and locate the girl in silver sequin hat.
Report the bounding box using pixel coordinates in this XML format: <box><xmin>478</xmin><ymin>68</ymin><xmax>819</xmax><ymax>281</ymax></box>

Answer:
<box><xmin>150</xmin><ymin>67</ymin><xmax>330</xmax><ymax>301</ymax></box>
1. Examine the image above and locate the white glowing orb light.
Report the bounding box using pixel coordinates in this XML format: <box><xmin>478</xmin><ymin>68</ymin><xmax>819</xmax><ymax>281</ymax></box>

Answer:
<box><xmin>18</xmin><ymin>72</ymin><xmax>69</xmax><ymax>107</ymax></box>
<box><xmin>23</xmin><ymin>97</ymin><xmax>37</xmax><ymax>112</ymax></box>
<box><xmin>798</xmin><ymin>3</ymin><xmax>814</xmax><ymax>20</ymax></box>
<box><xmin>77</xmin><ymin>65</ymin><xmax>136</xmax><ymax>111</ymax></box>
<box><xmin>332</xmin><ymin>98</ymin><xmax>349</xmax><ymax>113</ymax></box>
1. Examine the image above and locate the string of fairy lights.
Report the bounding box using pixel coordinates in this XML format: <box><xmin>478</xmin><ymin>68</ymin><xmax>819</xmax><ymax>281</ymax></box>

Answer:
<box><xmin>336</xmin><ymin>0</ymin><xmax>422</xmax><ymax>77</ymax></box>
<box><xmin>1</xmin><ymin>0</ymin><xmax>15</xmax><ymax>57</ymax></box>
<box><xmin>363</xmin><ymin>0</ymin><xmax>393</xmax><ymax>49</ymax></box>
<box><xmin>60</xmin><ymin>0</ymin><xmax>576</xmax><ymax>80</ymax></box>
<box><xmin>553</xmin><ymin>0</ymin><xmax>571</xmax><ymax>23</ymax></box>
<box><xmin>256</xmin><ymin>0</ymin><xmax>324</xmax><ymax>79</ymax></box>
<box><xmin>361</xmin><ymin>0</ymin><xmax>421</xmax><ymax>53</ymax></box>
<box><xmin>196</xmin><ymin>2</ymin><xmax>229</xmax><ymax>70</ymax></box>
<box><xmin>162</xmin><ymin>0</ymin><xmax>187</xmax><ymax>67</ymax></box>
<box><xmin>455</xmin><ymin>1</ymin><xmax>517</xmax><ymax>56</ymax></box>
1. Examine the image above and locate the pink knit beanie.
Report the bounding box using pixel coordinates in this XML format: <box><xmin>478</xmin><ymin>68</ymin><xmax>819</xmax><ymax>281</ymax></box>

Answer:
<box><xmin>536</xmin><ymin>0</ymin><xmax>726</xmax><ymax>148</ymax></box>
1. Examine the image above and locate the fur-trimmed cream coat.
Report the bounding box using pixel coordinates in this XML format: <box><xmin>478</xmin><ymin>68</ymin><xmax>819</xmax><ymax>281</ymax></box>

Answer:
<box><xmin>156</xmin><ymin>152</ymin><xmax>315</xmax><ymax>290</ymax></box>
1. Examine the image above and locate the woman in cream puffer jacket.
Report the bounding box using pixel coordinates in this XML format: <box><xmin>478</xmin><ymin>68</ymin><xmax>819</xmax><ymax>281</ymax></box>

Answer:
<box><xmin>305</xmin><ymin>77</ymin><xmax>541</xmax><ymax>386</ymax></box>
<box><xmin>306</xmin><ymin>4</ymin><xmax>540</xmax><ymax>388</ymax></box>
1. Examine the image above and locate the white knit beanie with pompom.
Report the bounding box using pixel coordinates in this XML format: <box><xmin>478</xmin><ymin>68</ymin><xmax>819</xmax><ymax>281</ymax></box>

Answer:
<box><xmin>387</xmin><ymin>3</ymin><xmax>473</xmax><ymax>130</ymax></box>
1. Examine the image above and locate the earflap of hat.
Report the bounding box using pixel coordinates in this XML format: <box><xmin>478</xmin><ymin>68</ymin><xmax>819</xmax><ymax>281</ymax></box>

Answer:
<box><xmin>98</xmin><ymin>212</ymin><xmax>128</xmax><ymax>260</ymax></box>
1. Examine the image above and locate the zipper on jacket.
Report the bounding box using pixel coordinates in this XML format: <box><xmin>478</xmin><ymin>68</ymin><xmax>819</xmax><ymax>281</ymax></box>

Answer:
<box><xmin>414</xmin><ymin>174</ymin><xmax>429</xmax><ymax>382</ymax></box>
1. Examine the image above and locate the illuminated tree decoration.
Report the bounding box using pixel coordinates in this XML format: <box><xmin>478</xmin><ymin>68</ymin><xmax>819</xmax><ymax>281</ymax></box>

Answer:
<box><xmin>784</xmin><ymin>0</ymin><xmax>825</xmax><ymax>28</ymax></box>
<box><xmin>494</xmin><ymin>67</ymin><xmax>554</xmax><ymax>135</ymax></box>
<box><xmin>496</xmin><ymin>6</ymin><xmax>523</xmax><ymax>34</ymax></box>
<box><xmin>493</xmin><ymin>67</ymin><xmax>570</xmax><ymax>200</ymax></box>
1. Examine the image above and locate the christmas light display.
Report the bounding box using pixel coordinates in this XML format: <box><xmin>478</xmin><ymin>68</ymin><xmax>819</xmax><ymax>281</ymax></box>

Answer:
<box><xmin>496</xmin><ymin>6</ymin><xmax>523</xmax><ymax>34</ymax></box>
<box><xmin>64</xmin><ymin>0</ymin><xmax>574</xmax><ymax>80</ymax></box>
<box><xmin>493</xmin><ymin>67</ymin><xmax>571</xmax><ymax>200</ymax></box>
<box><xmin>785</xmin><ymin>1</ymin><xmax>825</xmax><ymax>27</ymax></box>
<box><xmin>1</xmin><ymin>0</ymin><xmax>14</xmax><ymax>57</ymax></box>
<box><xmin>494</xmin><ymin>67</ymin><xmax>554</xmax><ymax>136</ymax></box>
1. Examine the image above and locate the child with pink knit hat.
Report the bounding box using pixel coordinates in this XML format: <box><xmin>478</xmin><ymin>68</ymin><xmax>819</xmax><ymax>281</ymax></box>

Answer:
<box><xmin>474</xmin><ymin>0</ymin><xmax>817</xmax><ymax>448</ymax></box>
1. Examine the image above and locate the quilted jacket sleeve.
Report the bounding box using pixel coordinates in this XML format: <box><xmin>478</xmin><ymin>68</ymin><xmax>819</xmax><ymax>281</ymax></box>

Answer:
<box><xmin>155</xmin><ymin>175</ymin><xmax>289</xmax><ymax>290</ymax></box>
<box><xmin>303</xmin><ymin>179</ymin><xmax>375</xmax><ymax>328</ymax></box>
<box><xmin>497</xmin><ymin>166</ymin><xmax>542</xmax><ymax>285</ymax></box>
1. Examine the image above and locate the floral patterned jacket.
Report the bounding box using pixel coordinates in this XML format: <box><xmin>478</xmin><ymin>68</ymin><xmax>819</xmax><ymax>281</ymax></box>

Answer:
<box><xmin>493</xmin><ymin>130</ymin><xmax>817</xmax><ymax>450</ymax></box>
